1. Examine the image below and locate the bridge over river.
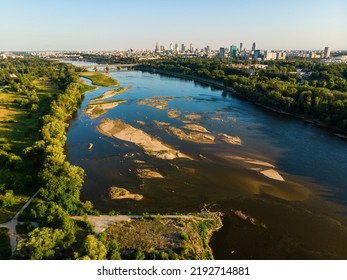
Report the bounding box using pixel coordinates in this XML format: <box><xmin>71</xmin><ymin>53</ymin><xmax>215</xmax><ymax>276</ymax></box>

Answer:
<box><xmin>84</xmin><ymin>63</ymin><xmax>140</xmax><ymax>72</ymax></box>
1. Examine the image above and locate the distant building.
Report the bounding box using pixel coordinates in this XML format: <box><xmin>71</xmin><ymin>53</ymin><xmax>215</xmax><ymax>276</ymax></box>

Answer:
<box><xmin>181</xmin><ymin>44</ymin><xmax>186</xmax><ymax>52</ymax></box>
<box><xmin>254</xmin><ymin>49</ymin><xmax>264</xmax><ymax>59</ymax></box>
<box><xmin>206</xmin><ymin>45</ymin><xmax>211</xmax><ymax>52</ymax></box>
<box><xmin>324</xmin><ymin>47</ymin><xmax>331</xmax><ymax>58</ymax></box>
<box><xmin>230</xmin><ymin>45</ymin><xmax>237</xmax><ymax>58</ymax></box>
<box><xmin>174</xmin><ymin>43</ymin><xmax>179</xmax><ymax>53</ymax></box>
<box><xmin>240</xmin><ymin>42</ymin><xmax>243</xmax><ymax>52</ymax></box>
<box><xmin>252</xmin><ymin>42</ymin><xmax>256</xmax><ymax>52</ymax></box>
<box><xmin>160</xmin><ymin>45</ymin><xmax>165</xmax><ymax>52</ymax></box>
<box><xmin>189</xmin><ymin>43</ymin><xmax>193</xmax><ymax>52</ymax></box>
<box><xmin>155</xmin><ymin>42</ymin><xmax>159</xmax><ymax>53</ymax></box>
<box><xmin>276</xmin><ymin>52</ymin><xmax>287</xmax><ymax>60</ymax></box>
<box><xmin>170</xmin><ymin>43</ymin><xmax>174</xmax><ymax>52</ymax></box>
<box><xmin>219</xmin><ymin>47</ymin><xmax>226</xmax><ymax>58</ymax></box>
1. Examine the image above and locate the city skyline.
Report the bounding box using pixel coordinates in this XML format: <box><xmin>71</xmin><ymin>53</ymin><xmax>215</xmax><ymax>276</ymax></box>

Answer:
<box><xmin>0</xmin><ymin>0</ymin><xmax>346</xmax><ymax>51</ymax></box>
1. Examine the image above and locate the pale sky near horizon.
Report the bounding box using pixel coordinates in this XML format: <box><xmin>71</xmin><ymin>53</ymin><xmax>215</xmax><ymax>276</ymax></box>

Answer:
<box><xmin>0</xmin><ymin>0</ymin><xmax>346</xmax><ymax>51</ymax></box>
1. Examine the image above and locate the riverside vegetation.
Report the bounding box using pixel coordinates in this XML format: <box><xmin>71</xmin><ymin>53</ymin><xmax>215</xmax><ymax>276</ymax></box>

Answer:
<box><xmin>0</xmin><ymin>58</ymin><xmax>221</xmax><ymax>260</ymax></box>
<box><xmin>142</xmin><ymin>57</ymin><xmax>347</xmax><ymax>133</ymax></box>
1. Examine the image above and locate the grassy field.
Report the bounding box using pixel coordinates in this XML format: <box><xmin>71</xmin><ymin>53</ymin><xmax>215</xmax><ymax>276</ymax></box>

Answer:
<box><xmin>0</xmin><ymin>78</ymin><xmax>60</xmax><ymax>223</ymax></box>
<box><xmin>102</xmin><ymin>214</ymin><xmax>222</xmax><ymax>260</ymax></box>
<box><xmin>79</xmin><ymin>72</ymin><xmax>119</xmax><ymax>87</ymax></box>
<box><xmin>0</xmin><ymin>227</ymin><xmax>12</xmax><ymax>259</ymax></box>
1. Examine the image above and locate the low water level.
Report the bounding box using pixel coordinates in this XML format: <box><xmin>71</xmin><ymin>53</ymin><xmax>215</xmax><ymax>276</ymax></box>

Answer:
<box><xmin>67</xmin><ymin>71</ymin><xmax>347</xmax><ymax>259</ymax></box>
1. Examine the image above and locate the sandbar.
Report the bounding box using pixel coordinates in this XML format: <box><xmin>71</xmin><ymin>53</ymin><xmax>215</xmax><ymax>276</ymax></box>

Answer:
<box><xmin>85</xmin><ymin>100</ymin><xmax>125</xmax><ymax>119</ymax></box>
<box><xmin>218</xmin><ymin>133</ymin><xmax>242</xmax><ymax>145</ymax></box>
<box><xmin>109</xmin><ymin>186</ymin><xmax>143</xmax><ymax>201</ymax></box>
<box><xmin>167</xmin><ymin>109</ymin><xmax>180</xmax><ymax>118</ymax></box>
<box><xmin>183</xmin><ymin>123</ymin><xmax>210</xmax><ymax>133</ymax></box>
<box><xmin>211</xmin><ymin>117</ymin><xmax>222</xmax><ymax>121</ymax></box>
<box><xmin>166</xmin><ymin>126</ymin><xmax>215</xmax><ymax>144</ymax></box>
<box><xmin>260</xmin><ymin>169</ymin><xmax>285</xmax><ymax>181</ymax></box>
<box><xmin>97</xmin><ymin>118</ymin><xmax>191</xmax><ymax>160</ymax></box>
<box><xmin>92</xmin><ymin>86</ymin><xmax>133</xmax><ymax>101</ymax></box>
<box><xmin>138</xmin><ymin>96</ymin><xmax>173</xmax><ymax>110</ymax></box>
<box><xmin>137</xmin><ymin>169</ymin><xmax>164</xmax><ymax>179</ymax></box>
<box><xmin>185</xmin><ymin>113</ymin><xmax>202</xmax><ymax>120</ymax></box>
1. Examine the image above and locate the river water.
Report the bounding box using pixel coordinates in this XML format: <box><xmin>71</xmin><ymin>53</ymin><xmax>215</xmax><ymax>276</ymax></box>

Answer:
<box><xmin>67</xmin><ymin>70</ymin><xmax>347</xmax><ymax>259</ymax></box>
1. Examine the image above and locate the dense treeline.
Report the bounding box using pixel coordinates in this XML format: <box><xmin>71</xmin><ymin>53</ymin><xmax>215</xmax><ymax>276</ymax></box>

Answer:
<box><xmin>0</xmin><ymin>58</ymin><xmax>109</xmax><ymax>259</ymax></box>
<box><xmin>142</xmin><ymin>58</ymin><xmax>347</xmax><ymax>131</ymax></box>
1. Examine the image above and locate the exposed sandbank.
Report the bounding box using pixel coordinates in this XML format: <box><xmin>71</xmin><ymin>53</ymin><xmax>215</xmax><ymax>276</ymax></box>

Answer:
<box><xmin>260</xmin><ymin>169</ymin><xmax>284</xmax><ymax>181</ymax></box>
<box><xmin>97</xmin><ymin>118</ymin><xmax>191</xmax><ymax>160</ymax></box>
<box><xmin>137</xmin><ymin>168</ymin><xmax>164</xmax><ymax>179</ymax></box>
<box><xmin>92</xmin><ymin>86</ymin><xmax>133</xmax><ymax>101</ymax></box>
<box><xmin>109</xmin><ymin>186</ymin><xmax>143</xmax><ymax>201</ymax></box>
<box><xmin>137</xmin><ymin>96</ymin><xmax>173</xmax><ymax>110</ymax></box>
<box><xmin>225</xmin><ymin>155</ymin><xmax>284</xmax><ymax>181</ymax></box>
<box><xmin>84</xmin><ymin>100</ymin><xmax>125</xmax><ymax>119</ymax></box>
<box><xmin>167</xmin><ymin>109</ymin><xmax>180</xmax><ymax>118</ymax></box>
<box><xmin>218</xmin><ymin>133</ymin><xmax>242</xmax><ymax>145</ymax></box>
<box><xmin>183</xmin><ymin>123</ymin><xmax>210</xmax><ymax>133</ymax></box>
<box><xmin>185</xmin><ymin>113</ymin><xmax>202</xmax><ymax>120</ymax></box>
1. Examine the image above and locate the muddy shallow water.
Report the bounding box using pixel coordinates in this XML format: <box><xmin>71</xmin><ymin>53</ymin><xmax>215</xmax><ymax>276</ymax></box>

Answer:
<box><xmin>67</xmin><ymin>71</ymin><xmax>347</xmax><ymax>259</ymax></box>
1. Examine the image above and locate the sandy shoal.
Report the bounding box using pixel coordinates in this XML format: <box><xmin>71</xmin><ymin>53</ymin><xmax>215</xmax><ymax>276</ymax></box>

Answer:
<box><xmin>109</xmin><ymin>186</ymin><xmax>143</xmax><ymax>201</ymax></box>
<box><xmin>183</xmin><ymin>123</ymin><xmax>210</xmax><ymax>133</ymax></box>
<box><xmin>260</xmin><ymin>169</ymin><xmax>285</xmax><ymax>181</ymax></box>
<box><xmin>97</xmin><ymin>118</ymin><xmax>191</xmax><ymax>160</ymax></box>
<box><xmin>185</xmin><ymin>113</ymin><xmax>202</xmax><ymax>120</ymax></box>
<box><xmin>137</xmin><ymin>168</ymin><xmax>164</xmax><ymax>179</ymax></box>
<box><xmin>98</xmin><ymin>86</ymin><xmax>133</xmax><ymax>100</ymax></box>
<box><xmin>85</xmin><ymin>101</ymin><xmax>125</xmax><ymax>119</ymax></box>
<box><xmin>166</xmin><ymin>126</ymin><xmax>215</xmax><ymax>144</ymax></box>
<box><xmin>218</xmin><ymin>133</ymin><xmax>242</xmax><ymax>145</ymax></box>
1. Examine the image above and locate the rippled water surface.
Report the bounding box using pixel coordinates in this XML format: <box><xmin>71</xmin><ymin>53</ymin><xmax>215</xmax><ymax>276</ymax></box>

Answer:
<box><xmin>67</xmin><ymin>71</ymin><xmax>347</xmax><ymax>259</ymax></box>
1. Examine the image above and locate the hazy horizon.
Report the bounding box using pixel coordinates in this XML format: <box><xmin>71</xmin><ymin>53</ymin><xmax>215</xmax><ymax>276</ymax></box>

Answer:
<box><xmin>0</xmin><ymin>0</ymin><xmax>346</xmax><ymax>52</ymax></box>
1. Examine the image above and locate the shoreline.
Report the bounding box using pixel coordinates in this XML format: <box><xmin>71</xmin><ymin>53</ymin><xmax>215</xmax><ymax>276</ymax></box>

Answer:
<box><xmin>142</xmin><ymin>67</ymin><xmax>347</xmax><ymax>139</ymax></box>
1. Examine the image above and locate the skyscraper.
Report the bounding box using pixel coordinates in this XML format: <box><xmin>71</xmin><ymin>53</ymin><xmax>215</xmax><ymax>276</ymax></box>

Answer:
<box><xmin>189</xmin><ymin>43</ymin><xmax>193</xmax><ymax>53</ymax></box>
<box><xmin>230</xmin><ymin>45</ymin><xmax>237</xmax><ymax>58</ymax></box>
<box><xmin>170</xmin><ymin>43</ymin><xmax>173</xmax><ymax>52</ymax></box>
<box><xmin>324</xmin><ymin>47</ymin><xmax>331</xmax><ymax>58</ymax></box>
<box><xmin>219</xmin><ymin>47</ymin><xmax>226</xmax><ymax>58</ymax></box>
<box><xmin>181</xmin><ymin>44</ymin><xmax>186</xmax><ymax>52</ymax></box>
<box><xmin>174</xmin><ymin>43</ymin><xmax>179</xmax><ymax>53</ymax></box>
<box><xmin>240</xmin><ymin>42</ymin><xmax>243</xmax><ymax>52</ymax></box>
<box><xmin>155</xmin><ymin>42</ymin><xmax>159</xmax><ymax>53</ymax></box>
<box><xmin>252</xmin><ymin>42</ymin><xmax>256</xmax><ymax>52</ymax></box>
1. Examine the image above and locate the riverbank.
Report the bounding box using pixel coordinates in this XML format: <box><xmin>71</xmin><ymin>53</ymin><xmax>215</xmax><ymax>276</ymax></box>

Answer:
<box><xmin>143</xmin><ymin>67</ymin><xmax>347</xmax><ymax>139</ymax></box>
<box><xmin>72</xmin><ymin>212</ymin><xmax>223</xmax><ymax>260</ymax></box>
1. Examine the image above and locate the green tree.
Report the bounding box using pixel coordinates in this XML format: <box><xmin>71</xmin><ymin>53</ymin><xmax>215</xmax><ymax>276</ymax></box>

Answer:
<box><xmin>81</xmin><ymin>235</ymin><xmax>107</xmax><ymax>260</ymax></box>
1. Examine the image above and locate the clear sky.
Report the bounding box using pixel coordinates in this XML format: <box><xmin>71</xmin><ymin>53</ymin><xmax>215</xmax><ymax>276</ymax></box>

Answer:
<box><xmin>0</xmin><ymin>0</ymin><xmax>346</xmax><ymax>51</ymax></box>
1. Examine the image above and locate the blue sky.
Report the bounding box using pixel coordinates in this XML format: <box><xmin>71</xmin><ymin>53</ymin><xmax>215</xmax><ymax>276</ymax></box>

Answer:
<box><xmin>0</xmin><ymin>0</ymin><xmax>346</xmax><ymax>51</ymax></box>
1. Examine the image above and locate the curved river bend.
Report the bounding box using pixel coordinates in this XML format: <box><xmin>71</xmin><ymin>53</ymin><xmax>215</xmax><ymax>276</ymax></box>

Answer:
<box><xmin>67</xmin><ymin>71</ymin><xmax>347</xmax><ymax>259</ymax></box>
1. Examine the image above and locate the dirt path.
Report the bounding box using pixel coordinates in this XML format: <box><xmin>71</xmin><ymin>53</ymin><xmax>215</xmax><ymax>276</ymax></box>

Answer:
<box><xmin>0</xmin><ymin>190</ymin><xmax>40</xmax><ymax>253</ymax></box>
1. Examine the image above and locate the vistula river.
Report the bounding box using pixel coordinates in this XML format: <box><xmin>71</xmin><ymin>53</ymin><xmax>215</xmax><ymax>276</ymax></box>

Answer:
<box><xmin>67</xmin><ymin>70</ymin><xmax>347</xmax><ymax>259</ymax></box>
